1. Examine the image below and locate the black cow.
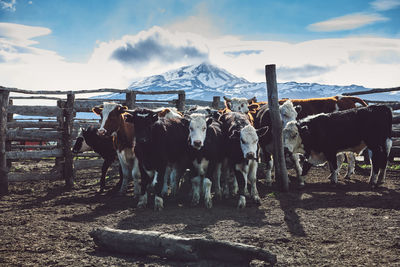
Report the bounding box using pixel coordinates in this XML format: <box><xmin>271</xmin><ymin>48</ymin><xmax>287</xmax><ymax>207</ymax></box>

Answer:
<box><xmin>219</xmin><ymin>112</ymin><xmax>268</xmax><ymax>208</ymax></box>
<box><xmin>184</xmin><ymin>113</ymin><xmax>225</xmax><ymax>208</ymax></box>
<box><xmin>283</xmin><ymin>105</ymin><xmax>392</xmax><ymax>187</ymax></box>
<box><xmin>125</xmin><ymin>108</ymin><xmax>190</xmax><ymax>211</ymax></box>
<box><xmin>72</xmin><ymin>126</ymin><xmax>122</xmax><ymax>192</ymax></box>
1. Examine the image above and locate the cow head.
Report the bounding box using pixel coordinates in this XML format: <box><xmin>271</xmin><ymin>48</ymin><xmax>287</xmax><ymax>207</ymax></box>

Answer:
<box><xmin>186</xmin><ymin>113</ymin><xmax>212</xmax><ymax>150</ymax></box>
<box><xmin>124</xmin><ymin>109</ymin><xmax>158</xmax><ymax>144</ymax></box>
<box><xmin>283</xmin><ymin>121</ymin><xmax>305</xmax><ymax>155</ymax></box>
<box><xmin>156</xmin><ymin>107</ymin><xmax>182</xmax><ymax>119</ymax></box>
<box><xmin>92</xmin><ymin>103</ymin><xmax>127</xmax><ymax>136</ymax></box>
<box><xmin>223</xmin><ymin>96</ymin><xmax>256</xmax><ymax>113</ymax></box>
<box><xmin>231</xmin><ymin>124</ymin><xmax>268</xmax><ymax>160</ymax></box>
<box><xmin>72</xmin><ymin>128</ymin><xmax>91</xmax><ymax>154</ymax></box>
<box><xmin>279</xmin><ymin>100</ymin><xmax>298</xmax><ymax>127</ymax></box>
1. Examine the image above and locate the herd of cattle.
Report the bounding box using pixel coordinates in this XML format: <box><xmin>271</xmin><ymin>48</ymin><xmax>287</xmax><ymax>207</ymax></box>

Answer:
<box><xmin>72</xmin><ymin>95</ymin><xmax>393</xmax><ymax>210</ymax></box>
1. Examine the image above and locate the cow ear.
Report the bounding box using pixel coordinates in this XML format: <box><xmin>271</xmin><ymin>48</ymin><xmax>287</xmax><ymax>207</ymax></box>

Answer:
<box><xmin>256</xmin><ymin>126</ymin><xmax>269</xmax><ymax>137</ymax></box>
<box><xmin>206</xmin><ymin>117</ymin><xmax>213</xmax><ymax>126</ymax></box>
<box><xmin>295</xmin><ymin>105</ymin><xmax>302</xmax><ymax>114</ymax></box>
<box><xmin>248</xmin><ymin>103</ymin><xmax>260</xmax><ymax>112</ymax></box>
<box><xmin>223</xmin><ymin>96</ymin><xmax>232</xmax><ymax>109</ymax></box>
<box><xmin>248</xmin><ymin>96</ymin><xmax>257</xmax><ymax>104</ymax></box>
<box><xmin>181</xmin><ymin>117</ymin><xmax>190</xmax><ymax>127</ymax></box>
<box><xmin>117</xmin><ymin>105</ymin><xmax>128</xmax><ymax>114</ymax></box>
<box><xmin>124</xmin><ymin>113</ymin><xmax>133</xmax><ymax>122</ymax></box>
<box><xmin>92</xmin><ymin>106</ymin><xmax>103</xmax><ymax>115</ymax></box>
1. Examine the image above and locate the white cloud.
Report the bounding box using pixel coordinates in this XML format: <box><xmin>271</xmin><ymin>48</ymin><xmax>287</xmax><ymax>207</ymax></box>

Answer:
<box><xmin>0</xmin><ymin>0</ymin><xmax>16</xmax><ymax>12</ymax></box>
<box><xmin>308</xmin><ymin>13</ymin><xmax>388</xmax><ymax>32</ymax></box>
<box><xmin>371</xmin><ymin>0</ymin><xmax>400</xmax><ymax>11</ymax></box>
<box><xmin>0</xmin><ymin>23</ymin><xmax>52</xmax><ymax>46</ymax></box>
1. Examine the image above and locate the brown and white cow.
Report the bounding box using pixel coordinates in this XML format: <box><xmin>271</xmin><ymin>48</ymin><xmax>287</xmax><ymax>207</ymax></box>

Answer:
<box><xmin>92</xmin><ymin>102</ymin><xmax>140</xmax><ymax>196</ymax></box>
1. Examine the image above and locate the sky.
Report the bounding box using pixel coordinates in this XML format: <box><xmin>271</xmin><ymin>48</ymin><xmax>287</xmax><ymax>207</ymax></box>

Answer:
<box><xmin>0</xmin><ymin>0</ymin><xmax>400</xmax><ymax>91</ymax></box>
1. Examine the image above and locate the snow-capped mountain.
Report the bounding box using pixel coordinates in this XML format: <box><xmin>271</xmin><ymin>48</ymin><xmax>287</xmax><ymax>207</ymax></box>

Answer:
<box><xmin>105</xmin><ymin>62</ymin><xmax>398</xmax><ymax>102</ymax></box>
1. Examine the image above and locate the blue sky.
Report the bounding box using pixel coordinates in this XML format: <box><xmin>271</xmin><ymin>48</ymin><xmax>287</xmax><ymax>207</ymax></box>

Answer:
<box><xmin>1</xmin><ymin>0</ymin><xmax>400</xmax><ymax>90</ymax></box>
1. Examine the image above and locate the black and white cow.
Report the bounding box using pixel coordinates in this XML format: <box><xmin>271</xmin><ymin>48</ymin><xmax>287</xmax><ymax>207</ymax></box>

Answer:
<box><xmin>253</xmin><ymin>100</ymin><xmax>300</xmax><ymax>186</ymax></box>
<box><xmin>185</xmin><ymin>113</ymin><xmax>224</xmax><ymax>208</ymax></box>
<box><xmin>219</xmin><ymin>112</ymin><xmax>268</xmax><ymax>208</ymax></box>
<box><xmin>125</xmin><ymin>109</ymin><xmax>189</xmax><ymax>211</ymax></box>
<box><xmin>72</xmin><ymin>126</ymin><xmax>123</xmax><ymax>193</ymax></box>
<box><xmin>283</xmin><ymin>105</ymin><xmax>392</xmax><ymax>187</ymax></box>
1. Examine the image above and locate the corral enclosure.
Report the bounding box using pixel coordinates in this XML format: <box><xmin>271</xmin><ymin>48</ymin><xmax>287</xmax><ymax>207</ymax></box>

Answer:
<box><xmin>1</xmin><ymin>84</ymin><xmax>400</xmax><ymax>266</ymax></box>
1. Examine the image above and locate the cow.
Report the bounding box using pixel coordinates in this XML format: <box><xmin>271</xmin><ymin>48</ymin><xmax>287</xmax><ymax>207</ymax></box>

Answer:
<box><xmin>223</xmin><ymin>96</ymin><xmax>257</xmax><ymax>113</ymax></box>
<box><xmin>253</xmin><ymin>100</ymin><xmax>300</xmax><ymax>186</ymax></box>
<box><xmin>92</xmin><ymin>103</ymin><xmax>140</xmax><ymax>196</ymax></box>
<box><xmin>72</xmin><ymin>126</ymin><xmax>122</xmax><ymax>193</ymax></box>
<box><xmin>184</xmin><ymin>113</ymin><xmax>224</xmax><ymax>208</ymax></box>
<box><xmin>283</xmin><ymin>105</ymin><xmax>392</xmax><ymax>187</ymax></box>
<box><xmin>153</xmin><ymin>107</ymin><xmax>183</xmax><ymax>119</ymax></box>
<box><xmin>124</xmin><ymin>109</ymin><xmax>190</xmax><ymax>211</ymax></box>
<box><xmin>219</xmin><ymin>112</ymin><xmax>268</xmax><ymax>208</ymax></box>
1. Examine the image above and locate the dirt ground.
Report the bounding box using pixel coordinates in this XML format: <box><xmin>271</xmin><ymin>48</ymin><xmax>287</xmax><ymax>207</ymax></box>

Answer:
<box><xmin>1</xmin><ymin>160</ymin><xmax>400</xmax><ymax>266</ymax></box>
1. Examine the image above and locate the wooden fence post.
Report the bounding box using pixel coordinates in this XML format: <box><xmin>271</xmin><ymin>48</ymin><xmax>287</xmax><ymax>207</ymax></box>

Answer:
<box><xmin>0</xmin><ymin>90</ymin><xmax>10</xmax><ymax>196</ymax></box>
<box><xmin>212</xmin><ymin>96</ymin><xmax>220</xmax><ymax>109</ymax></box>
<box><xmin>177</xmin><ymin>92</ymin><xmax>185</xmax><ymax>112</ymax></box>
<box><xmin>63</xmin><ymin>93</ymin><xmax>75</xmax><ymax>189</ymax></box>
<box><xmin>6</xmin><ymin>99</ymin><xmax>13</xmax><ymax>168</ymax></box>
<box><xmin>126</xmin><ymin>91</ymin><xmax>136</xmax><ymax>109</ymax></box>
<box><xmin>265</xmin><ymin>64</ymin><xmax>289</xmax><ymax>192</ymax></box>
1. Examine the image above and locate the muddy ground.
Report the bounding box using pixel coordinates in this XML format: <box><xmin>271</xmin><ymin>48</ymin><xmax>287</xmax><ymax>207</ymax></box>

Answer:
<box><xmin>1</xmin><ymin>160</ymin><xmax>400</xmax><ymax>266</ymax></box>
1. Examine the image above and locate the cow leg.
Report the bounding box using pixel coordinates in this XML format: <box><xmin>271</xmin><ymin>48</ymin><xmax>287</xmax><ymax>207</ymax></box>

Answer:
<box><xmin>327</xmin><ymin>154</ymin><xmax>339</xmax><ymax>184</ymax></box>
<box><xmin>137</xmin><ymin>164</ymin><xmax>152</xmax><ymax>209</ymax></box>
<box><xmin>99</xmin><ymin>159</ymin><xmax>113</xmax><ymax>193</ymax></box>
<box><xmin>161</xmin><ymin>166</ymin><xmax>172</xmax><ymax>197</ymax></box>
<box><xmin>377</xmin><ymin>138</ymin><xmax>392</xmax><ymax>185</ymax></box>
<box><xmin>191</xmin><ymin>176</ymin><xmax>201</xmax><ymax>206</ymax></box>
<box><xmin>336</xmin><ymin>153</ymin><xmax>345</xmax><ymax>176</ymax></box>
<box><xmin>368</xmin><ymin>149</ymin><xmax>380</xmax><ymax>187</ymax></box>
<box><xmin>291</xmin><ymin>153</ymin><xmax>303</xmax><ymax>183</ymax></box>
<box><xmin>203</xmin><ymin>178</ymin><xmax>212</xmax><ymax>209</ymax></box>
<box><xmin>213</xmin><ymin>162</ymin><xmax>222</xmax><ymax>200</ymax></box>
<box><xmin>118</xmin><ymin>162</ymin><xmax>131</xmax><ymax>194</ymax></box>
<box><xmin>264</xmin><ymin>152</ymin><xmax>273</xmax><ymax>187</ymax></box>
<box><xmin>153</xmin><ymin>168</ymin><xmax>166</xmax><ymax>211</ymax></box>
<box><xmin>235</xmin><ymin>162</ymin><xmax>249</xmax><ymax>209</ymax></box>
<box><xmin>300</xmin><ymin>160</ymin><xmax>313</xmax><ymax>186</ymax></box>
<box><xmin>248</xmin><ymin>159</ymin><xmax>260</xmax><ymax>204</ymax></box>
<box><xmin>344</xmin><ymin>152</ymin><xmax>356</xmax><ymax>179</ymax></box>
<box><xmin>131</xmin><ymin>157</ymin><xmax>141</xmax><ymax>196</ymax></box>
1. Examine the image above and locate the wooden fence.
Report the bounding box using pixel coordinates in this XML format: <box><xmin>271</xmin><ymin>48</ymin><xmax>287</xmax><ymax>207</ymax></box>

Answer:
<box><xmin>1</xmin><ymin>84</ymin><xmax>399</xmax><ymax>195</ymax></box>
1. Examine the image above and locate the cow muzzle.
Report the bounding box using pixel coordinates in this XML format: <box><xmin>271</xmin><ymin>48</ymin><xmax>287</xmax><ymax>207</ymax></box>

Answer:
<box><xmin>245</xmin><ymin>152</ymin><xmax>256</xmax><ymax>160</ymax></box>
<box><xmin>284</xmin><ymin>147</ymin><xmax>293</xmax><ymax>157</ymax></box>
<box><xmin>192</xmin><ymin>140</ymin><xmax>203</xmax><ymax>150</ymax></box>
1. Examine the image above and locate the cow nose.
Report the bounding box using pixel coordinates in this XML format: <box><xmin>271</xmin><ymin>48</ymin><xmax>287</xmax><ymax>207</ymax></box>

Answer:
<box><xmin>193</xmin><ymin>140</ymin><xmax>202</xmax><ymax>149</ymax></box>
<box><xmin>284</xmin><ymin>147</ymin><xmax>292</xmax><ymax>157</ymax></box>
<box><xmin>97</xmin><ymin>129</ymin><xmax>106</xmax><ymax>136</ymax></box>
<box><xmin>246</xmin><ymin>152</ymin><xmax>256</xmax><ymax>160</ymax></box>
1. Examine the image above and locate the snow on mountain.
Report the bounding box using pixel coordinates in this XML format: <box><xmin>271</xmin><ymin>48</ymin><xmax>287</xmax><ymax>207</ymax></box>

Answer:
<box><xmin>104</xmin><ymin>62</ymin><xmax>399</xmax><ymax>102</ymax></box>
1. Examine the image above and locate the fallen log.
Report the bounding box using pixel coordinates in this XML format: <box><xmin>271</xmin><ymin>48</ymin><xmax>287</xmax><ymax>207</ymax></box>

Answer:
<box><xmin>89</xmin><ymin>227</ymin><xmax>277</xmax><ymax>265</ymax></box>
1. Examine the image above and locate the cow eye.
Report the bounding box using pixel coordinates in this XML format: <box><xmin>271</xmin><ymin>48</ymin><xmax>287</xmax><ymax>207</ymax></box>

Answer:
<box><xmin>202</xmin><ymin>127</ymin><xmax>206</xmax><ymax>131</ymax></box>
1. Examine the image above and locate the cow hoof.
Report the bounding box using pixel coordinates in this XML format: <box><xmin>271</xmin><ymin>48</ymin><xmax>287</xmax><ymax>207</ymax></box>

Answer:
<box><xmin>137</xmin><ymin>194</ymin><xmax>148</xmax><ymax>209</ymax></box>
<box><xmin>237</xmin><ymin>195</ymin><xmax>246</xmax><ymax>209</ymax></box>
<box><xmin>253</xmin><ymin>195</ymin><xmax>261</xmax><ymax>204</ymax></box>
<box><xmin>205</xmin><ymin>198</ymin><xmax>213</xmax><ymax>209</ymax></box>
<box><xmin>154</xmin><ymin>196</ymin><xmax>164</xmax><ymax>211</ymax></box>
<box><xmin>191</xmin><ymin>196</ymin><xmax>200</xmax><ymax>207</ymax></box>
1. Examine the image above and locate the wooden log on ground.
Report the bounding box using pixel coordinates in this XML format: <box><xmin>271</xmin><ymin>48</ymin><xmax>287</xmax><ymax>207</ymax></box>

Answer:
<box><xmin>0</xmin><ymin>90</ymin><xmax>10</xmax><ymax>195</ymax></box>
<box><xmin>6</xmin><ymin>148</ymin><xmax>63</xmax><ymax>160</ymax></box>
<box><xmin>90</xmin><ymin>227</ymin><xmax>277</xmax><ymax>265</ymax></box>
<box><xmin>8</xmin><ymin>105</ymin><xmax>62</xmax><ymax>117</ymax></box>
<box><xmin>8</xmin><ymin>170</ymin><xmax>60</xmax><ymax>182</ymax></box>
<box><xmin>265</xmin><ymin>64</ymin><xmax>289</xmax><ymax>191</ymax></box>
<box><xmin>6</xmin><ymin>129</ymin><xmax>62</xmax><ymax>141</ymax></box>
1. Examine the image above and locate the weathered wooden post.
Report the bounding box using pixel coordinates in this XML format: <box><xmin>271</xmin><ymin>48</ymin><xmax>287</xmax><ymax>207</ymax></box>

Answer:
<box><xmin>63</xmin><ymin>93</ymin><xmax>75</xmax><ymax>189</ymax></box>
<box><xmin>265</xmin><ymin>64</ymin><xmax>289</xmax><ymax>192</ymax></box>
<box><xmin>0</xmin><ymin>89</ymin><xmax>10</xmax><ymax>196</ymax></box>
<box><xmin>56</xmin><ymin>99</ymin><xmax>64</xmax><ymax>176</ymax></box>
<box><xmin>177</xmin><ymin>92</ymin><xmax>185</xmax><ymax>112</ymax></box>
<box><xmin>6</xmin><ymin>99</ymin><xmax>13</xmax><ymax>168</ymax></box>
<box><xmin>126</xmin><ymin>91</ymin><xmax>136</xmax><ymax>109</ymax></box>
<box><xmin>212</xmin><ymin>96</ymin><xmax>220</xmax><ymax>109</ymax></box>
